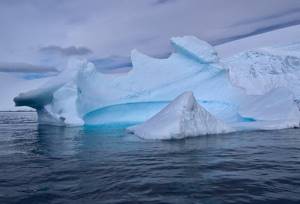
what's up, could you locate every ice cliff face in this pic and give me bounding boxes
[81,36,247,127]
[127,92,233,140]
[13,36,300,136]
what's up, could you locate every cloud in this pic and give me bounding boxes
[0,62,58,73]
[230,8,300,27]
[0,0,300,66]
[39,45,92,56]
[152,0,176,6]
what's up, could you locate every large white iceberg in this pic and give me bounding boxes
[13,34,300,135]
[127,92,233,140]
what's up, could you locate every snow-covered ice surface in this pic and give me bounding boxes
[216,25,300,58]
[239,88,300,122]
[13,26,300,138]
[223,43,300,98]
[234,88,300,131]
[127,92,233,140]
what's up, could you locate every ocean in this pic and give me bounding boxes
[0,112,300,204]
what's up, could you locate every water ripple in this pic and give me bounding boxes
[0,112,300,203]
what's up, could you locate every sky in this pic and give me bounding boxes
[1,0,300,72]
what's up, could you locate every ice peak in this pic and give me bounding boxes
[161,91,196,114]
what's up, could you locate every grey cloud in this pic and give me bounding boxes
[92,51,172,73]
[0,62,58,73]
[152,0,176,6]
[39,46,92,56]
[230,8,300,27]
[1,0,300,64]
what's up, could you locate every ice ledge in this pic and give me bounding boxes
[171,36,219,63]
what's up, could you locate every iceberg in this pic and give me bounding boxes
[127,92,233,140]
[13,34,300,136]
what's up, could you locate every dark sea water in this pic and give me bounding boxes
[0,112,300,204]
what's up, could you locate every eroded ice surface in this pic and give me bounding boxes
[127,92,233,140]
[223,43,300,97]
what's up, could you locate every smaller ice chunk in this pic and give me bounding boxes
[171,36,219,63]
[127,91,233,140]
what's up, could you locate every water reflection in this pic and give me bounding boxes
[35,125,84,157]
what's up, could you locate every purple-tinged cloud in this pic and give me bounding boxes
[0,62,58,73]
[39,45,92,56]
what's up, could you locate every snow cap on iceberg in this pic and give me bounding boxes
[223,43,300,96]
[127,91,233,140]
[171,36,219,63]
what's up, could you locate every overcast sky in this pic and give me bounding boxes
[1,0,300,71]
